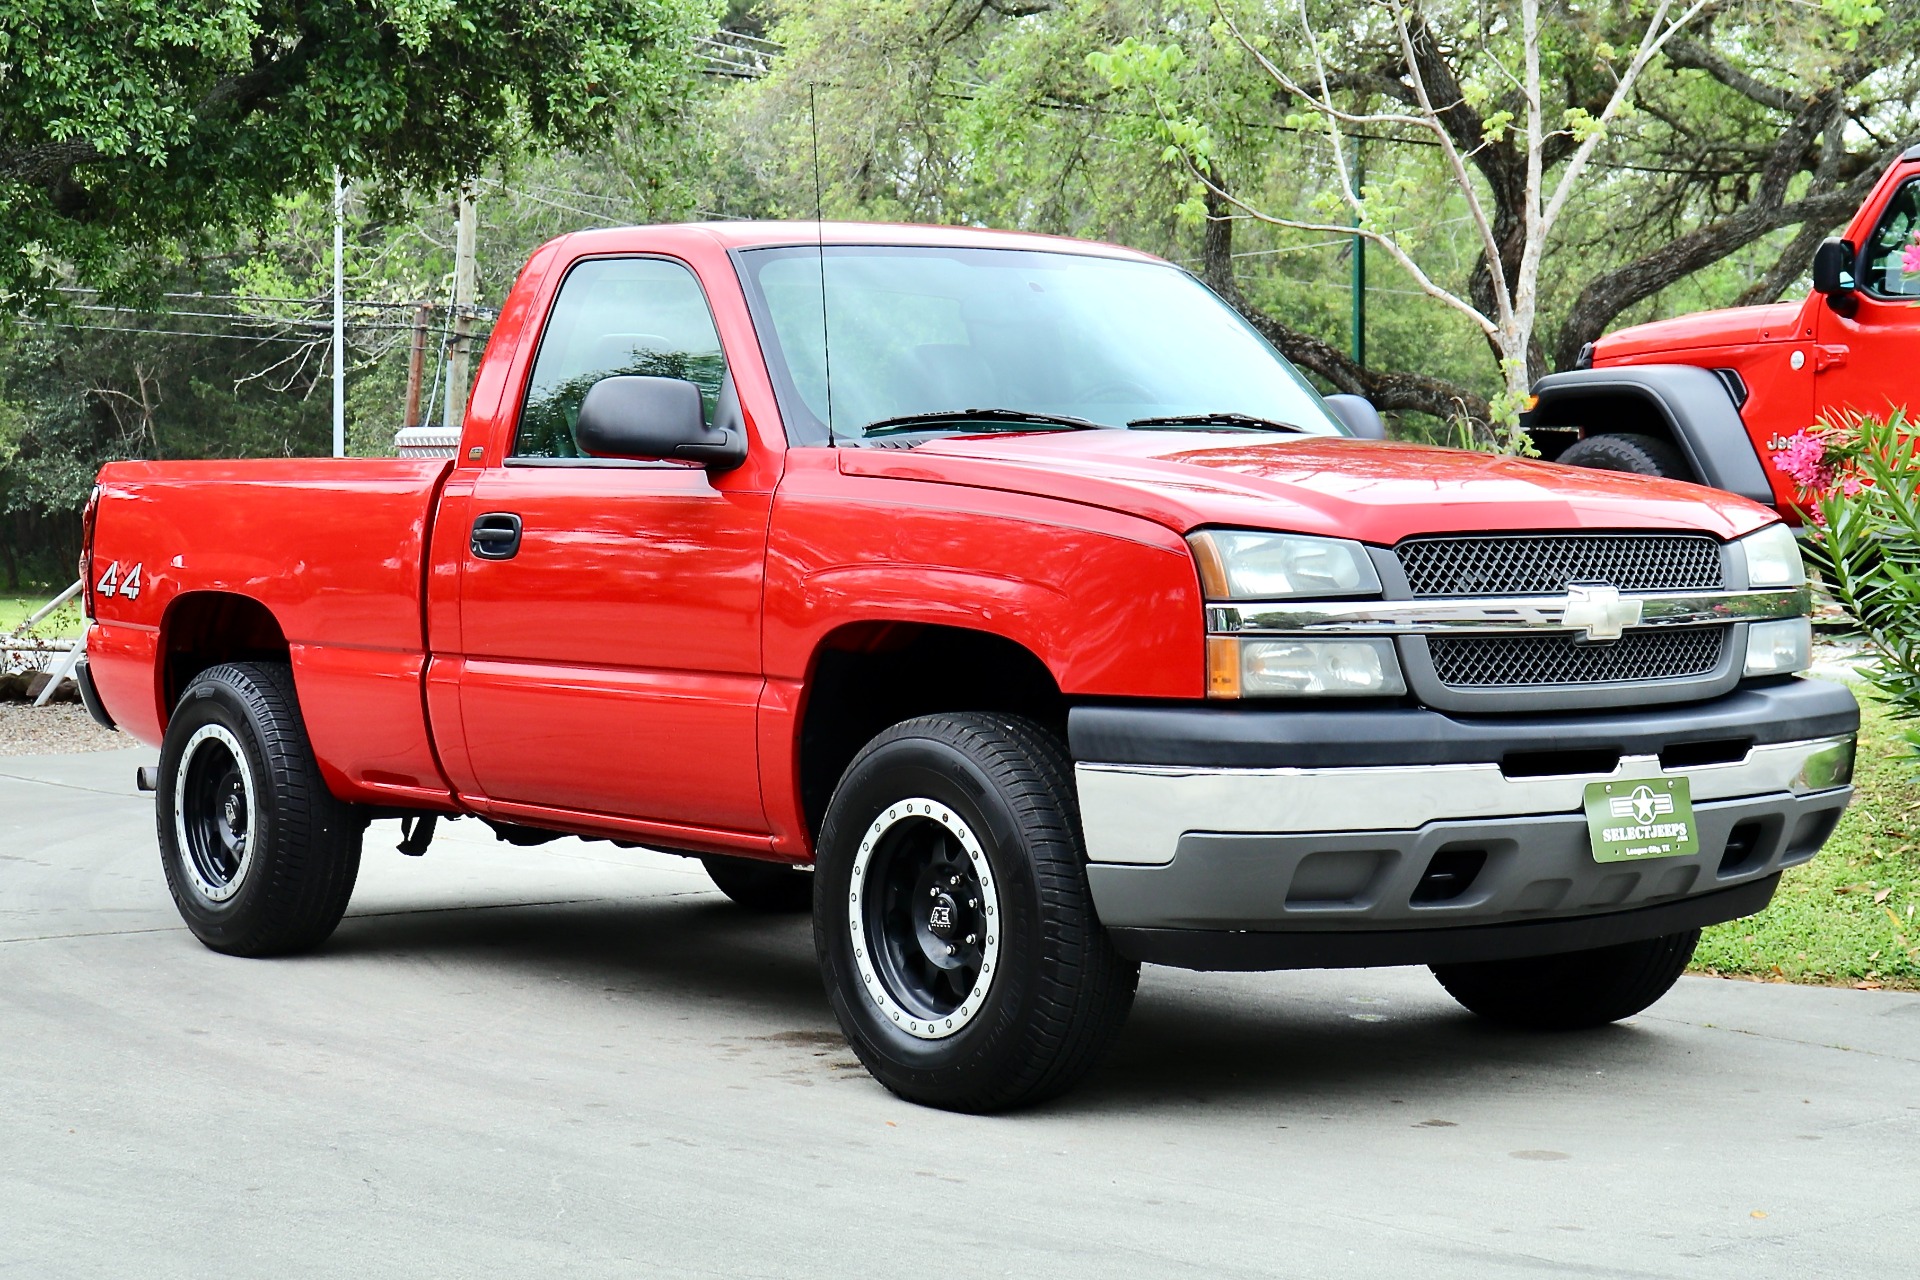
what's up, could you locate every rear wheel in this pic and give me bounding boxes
[1431,930,1700,1030]
[157,662,362,957]
[1557,432,1690,480]
[814,713,1138,1112]
[701,854,813,913]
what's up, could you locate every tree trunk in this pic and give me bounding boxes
[1201,189,1491,425]
[1550,181,1877,371]
[0,513,19,591]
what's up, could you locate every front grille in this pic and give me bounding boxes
[1396,534,1723,596]
[1428,627,1726,688]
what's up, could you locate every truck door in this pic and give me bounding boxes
[455,255,769,835]
[1814,174,1920,422]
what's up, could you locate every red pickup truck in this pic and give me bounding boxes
[1530,145,1920,514]
[79,223,1858,1111]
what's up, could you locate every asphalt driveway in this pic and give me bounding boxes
[3,747,1916,1278]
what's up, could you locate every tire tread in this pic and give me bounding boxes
[818,712,1137,1111]
[1431,929,1699,1030]
[159,662,360,957]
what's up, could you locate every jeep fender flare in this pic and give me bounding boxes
[1527,365,1773,505]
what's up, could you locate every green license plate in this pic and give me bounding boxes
[1584,778,1700,863]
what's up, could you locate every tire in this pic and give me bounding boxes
[1431,929,1700,1030]
[701,854,813,913]
[156,662,363,957]
[1557,432,1691,480]
[813,713,1138,1112]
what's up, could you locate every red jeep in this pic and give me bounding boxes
[1531,146,1920,514]
[79,223,1856,1110]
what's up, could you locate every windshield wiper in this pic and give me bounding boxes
[1126,412,1310,433]
[860,408,1108,437]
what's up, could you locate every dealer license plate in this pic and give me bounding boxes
[1583,778,1700,863]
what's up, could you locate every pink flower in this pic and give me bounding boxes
[1905,238,1920,277]
[1841,475,1867,497]
[1771,430,1836,491]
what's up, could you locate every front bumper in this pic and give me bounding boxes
[1069,678,1858,970]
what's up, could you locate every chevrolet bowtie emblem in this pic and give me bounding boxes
[1561,583,1641,644]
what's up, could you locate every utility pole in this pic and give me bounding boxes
[1350,141,1366,369]
[332,169,346,457]
[445,187,477,430]
[402,304,431,429]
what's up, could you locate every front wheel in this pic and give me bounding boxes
[814,713,1138,1112]
[157,662,363,957]
[1431,930,1700,1030]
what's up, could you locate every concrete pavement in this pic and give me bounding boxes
[3,746,1916,1278]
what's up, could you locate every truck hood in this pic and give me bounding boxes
[1595,301,1802,363]
[839,431,1776,544]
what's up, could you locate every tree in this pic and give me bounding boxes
[732,0,1920,437]
[0,0,718,304]
[1102,0,1917,440]
[1163,0,1719,441]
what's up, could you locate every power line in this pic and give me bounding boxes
[53,286,437,310]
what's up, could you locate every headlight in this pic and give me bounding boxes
[1744,617,1812,676]
[1189,531,1380,599]
[1739,523,1805,588]
[1208,637,1407,698]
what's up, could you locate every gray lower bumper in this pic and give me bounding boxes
[1070,680,1859,970]
[1088,786,1847,935]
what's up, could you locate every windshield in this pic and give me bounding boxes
[734,245,1347,445]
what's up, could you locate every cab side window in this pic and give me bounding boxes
[1861,179,1920,299]
[514,257,727,459]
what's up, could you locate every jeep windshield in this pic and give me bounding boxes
[734,244,1348,446]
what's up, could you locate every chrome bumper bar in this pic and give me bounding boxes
[1076,733,1855,867]
[1207,586,1809,636]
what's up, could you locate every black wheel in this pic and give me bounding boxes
[814,713,1138,1113]
[1557,432,1691,480]
[701,854,813,912]
[157,662,362,957]
[1431,930,1700,1030]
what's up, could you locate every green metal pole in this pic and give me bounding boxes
[1350,141,1366,368]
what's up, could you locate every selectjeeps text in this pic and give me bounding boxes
[78,223,1859,1111]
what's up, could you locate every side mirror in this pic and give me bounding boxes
[574,375,745,470]
[1323,393,1388,440]
[1812,238,1856,296]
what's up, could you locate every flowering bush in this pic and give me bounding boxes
[1772,426,1865,501]
[1775,412,1920,756]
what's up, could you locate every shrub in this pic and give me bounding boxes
[1775,411,1920,756]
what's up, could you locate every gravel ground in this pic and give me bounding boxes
[0,700,126,756]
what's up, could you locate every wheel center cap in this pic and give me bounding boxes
[926,893,960,940]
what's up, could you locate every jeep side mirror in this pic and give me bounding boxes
[574,375,746,471]
[1812,238,1856,297]
[1323,394,1388,440]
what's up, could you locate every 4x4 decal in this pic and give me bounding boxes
[96,561,143,601]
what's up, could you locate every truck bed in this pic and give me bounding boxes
[88,458,454,806]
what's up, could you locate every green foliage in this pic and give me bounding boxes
[1803,412,1920,759]
[0,16,734,578]
[0,0,719,304]
[1695,696,1920,989]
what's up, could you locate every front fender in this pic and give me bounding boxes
[1528,365,1773,505]
[764,463,1205,698]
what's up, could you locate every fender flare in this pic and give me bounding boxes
[1527,364,1772,505]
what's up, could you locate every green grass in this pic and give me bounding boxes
[0,592,84,639]
[1695,694,1920,990]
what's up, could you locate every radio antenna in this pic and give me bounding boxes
[810,83,835,448]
